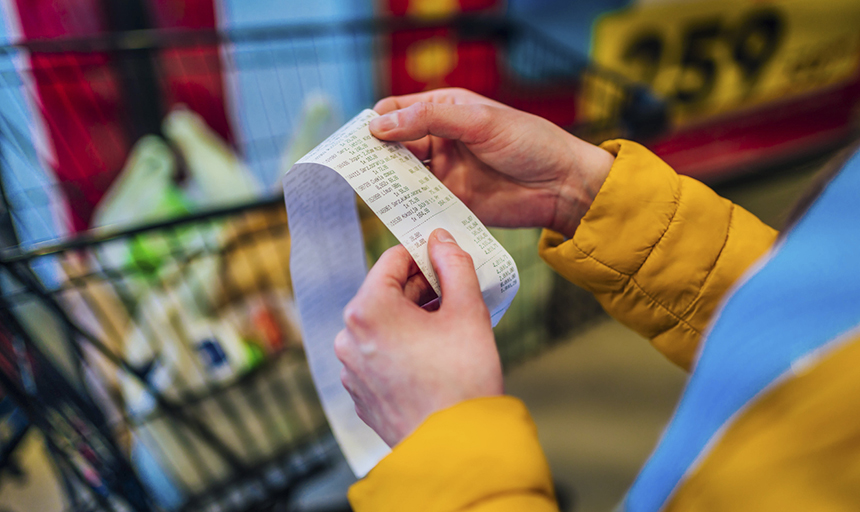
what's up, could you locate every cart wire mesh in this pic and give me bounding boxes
[0,16,664,511]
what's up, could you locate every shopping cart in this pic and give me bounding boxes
[1,202,339,512]
[0,16,665,512]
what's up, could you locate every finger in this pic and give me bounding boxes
[427,229,487,315]
[333,329,359,367]
[352,245,420,310]
[373,91,454,113]
[340,366,353,394]
[337,366,372,426]
[340,367,367,418]
[373,88,506,114]
[343,245,420,333]
[373,95,406,115]
[370,243,417,286]
[370,102,499,145]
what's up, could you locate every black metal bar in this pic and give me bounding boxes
[3,16,514,54]
[0,195,286,263]
[102,0,164,141]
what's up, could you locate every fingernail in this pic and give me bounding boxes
[434,228,456,244]
[371,112,398,132]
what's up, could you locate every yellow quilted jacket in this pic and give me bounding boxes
[347,140,860,511]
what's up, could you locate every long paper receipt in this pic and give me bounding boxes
[283,109,519,477]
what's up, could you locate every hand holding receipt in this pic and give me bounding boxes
[284,88,615,478]
[284,109,519,476]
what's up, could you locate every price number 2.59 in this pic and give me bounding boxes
[623,9,782,104]
[592,0,860,122]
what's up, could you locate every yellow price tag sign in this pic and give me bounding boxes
[589,0,860,125]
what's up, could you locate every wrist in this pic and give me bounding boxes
[550,138,614,239]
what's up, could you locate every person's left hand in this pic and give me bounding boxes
[334,228,503,447]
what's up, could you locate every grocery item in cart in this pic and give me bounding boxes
[163,107,261,207]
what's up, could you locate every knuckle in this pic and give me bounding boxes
[342,302,371,331]
[333,331,351,363]
[412,101,434,121]
[470,103,494,127]
[339,367,351,390]
[448,248,474,269]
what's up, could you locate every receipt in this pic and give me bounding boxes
[283,109,519,476]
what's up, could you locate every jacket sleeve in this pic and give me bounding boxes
[347,396,558,512]
[540,140,778,370]
[347,140,779,512]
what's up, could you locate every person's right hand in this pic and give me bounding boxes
[371,88,614,238]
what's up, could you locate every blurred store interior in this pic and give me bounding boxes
[0,0,857,511]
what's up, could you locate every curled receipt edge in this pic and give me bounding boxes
[283,109,519,477]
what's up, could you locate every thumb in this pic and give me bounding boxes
[369,102,494,145]
[428,228,487,316]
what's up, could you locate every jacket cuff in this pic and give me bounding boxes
[347,396,555,512]
[539,139,681,292]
